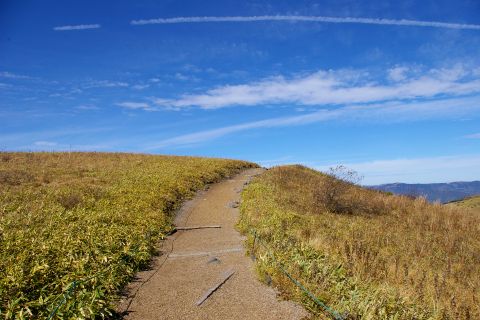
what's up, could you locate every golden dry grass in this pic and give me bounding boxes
[238,165,480,319]
[0,152,256,319]
[447,195,480,214]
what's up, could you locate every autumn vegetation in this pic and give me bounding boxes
[2,152,478,319]
[0,152,256,319]
[447,195,480,214]
[238,165,480,319]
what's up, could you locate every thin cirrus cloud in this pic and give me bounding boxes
[53,24,101,31]
[116,102,153,111]
[130,15,480,30]
[83,80,129,89]
[465,133,480,139]
[150,66,480,110]
[147,96,480,149]
[0,71,32,79]
[34,141,58,147]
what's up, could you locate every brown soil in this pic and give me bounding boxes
[116,168,308,319]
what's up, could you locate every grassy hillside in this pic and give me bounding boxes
[238,165,479,319]
[447,195,480,213]
[0,152,256,319]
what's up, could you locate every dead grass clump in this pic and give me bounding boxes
[270,165,396,216]
[0,169,35,186]
[0,153,11,162]
[56,191,83,210]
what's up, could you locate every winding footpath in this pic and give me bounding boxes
[117,168,308,319]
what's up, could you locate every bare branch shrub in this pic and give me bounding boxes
[314,165,362,214]
[313,166,393,215]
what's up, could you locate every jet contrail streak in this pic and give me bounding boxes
[130,15,480,30]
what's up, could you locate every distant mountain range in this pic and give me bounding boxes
[369,181,480,203]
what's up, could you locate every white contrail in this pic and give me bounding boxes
[130,15,480,30]
[53,24,101,31]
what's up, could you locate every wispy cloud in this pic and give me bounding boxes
[0,71,32,79]
[53,24,101,31]
[75,104,99,111]
[132,84,150,90]
[116,102,153,111]
[84,80,129,89]
[465,133,480,139]
[131,15,480,30]
[175,73,190,81]
[34,141,57,147]
[313,154,480,184]
[147,96,480,149]
[147,109,338,149]
[152,66,480,109]
[387,67,409,82]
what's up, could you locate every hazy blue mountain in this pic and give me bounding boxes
[369,181,480,203]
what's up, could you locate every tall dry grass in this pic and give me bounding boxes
[239,165,480,319]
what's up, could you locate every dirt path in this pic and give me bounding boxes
[117,168,308,319]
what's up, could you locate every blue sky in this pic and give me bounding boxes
[1,0,480,184]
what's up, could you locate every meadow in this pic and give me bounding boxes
[238,165,480,319]
[0,152,256,319]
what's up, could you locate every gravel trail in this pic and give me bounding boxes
[117,168,308,319]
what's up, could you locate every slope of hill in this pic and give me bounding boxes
[447,195,480,213]
[0,152,256,319]
[239,165,480,319]
[370,181,480,203]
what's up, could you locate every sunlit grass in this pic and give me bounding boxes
[447,195,480,214]
[238,165,480,319]
[0,152,256,319]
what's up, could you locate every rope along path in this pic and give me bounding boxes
[250,229,346,320]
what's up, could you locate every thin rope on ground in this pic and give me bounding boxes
[250,229,345,320]
[119,236,175,315]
